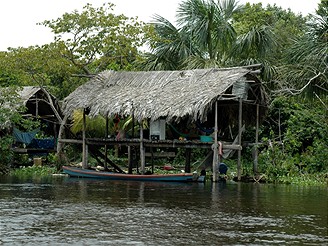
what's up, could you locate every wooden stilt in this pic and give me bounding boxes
[237,98,243,181]
[253,104,259,175]
[53,122,57,151]
[128,111,135,174]
[140,123,145,174]
[56,114,69,166]
[104,116,109,170]
[35,94,38,118]
[150,147,154,174]
[212,101,219,182]
[82,108,88,169]
[128,146,132,173]
[185,148,191,173]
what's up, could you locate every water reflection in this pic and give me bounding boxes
[0,176,327,245]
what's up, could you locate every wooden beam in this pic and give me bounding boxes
[212,101,219,182]
[88,145,125,173]
[12,148,56,154]
[35,94,38,118]
[140,124,145,174]
[253,104,259,175]
[104,116,109,170]
[82,108,88,169]
[39,87,63,124]
[128,110,135,174]
[56,113,69,165]
[249,69,261,75]
[223,144,242,150]
[237,97,243,181]
[58,139,83,144]
[59,137,243,152]
[185,148,191,173]
[145,152,176,158]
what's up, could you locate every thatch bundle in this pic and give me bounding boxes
[63,67,263,123]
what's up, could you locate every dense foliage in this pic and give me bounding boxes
[0,87,39,174]
[0,1,327,184]
[257,97,328,183]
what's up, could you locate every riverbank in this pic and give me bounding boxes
[8,165,327,187]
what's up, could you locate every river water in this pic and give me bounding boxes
[0,176,327,245]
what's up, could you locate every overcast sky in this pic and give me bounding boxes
[0,0,320,51]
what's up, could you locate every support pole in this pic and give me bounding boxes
[128,111,135,174]
[82,108,88,169]
[104,116,109,170]
[237,98,243,181]
[150,147,154,174]
[53,122,57,151]
[127,145,132,173]
[35,94,38,118]
[140,122,145,174]
[253,104,259,175]
[185,148,191,173]
[56,113,69,166]
[212,101,219,182]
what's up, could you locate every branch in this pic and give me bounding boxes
[71,73,96,78]
[314,92,328,111]
[273,69,325,96]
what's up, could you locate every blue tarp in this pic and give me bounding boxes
[13,128,40,145]
[29,138,55,149]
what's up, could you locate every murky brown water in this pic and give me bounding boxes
[0,176,327,245]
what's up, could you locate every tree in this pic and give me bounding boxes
[142,0,242,70]
[0,44,81,99]
[41,3,148,75]
[0,3,150,99]
[139,14,194,70]
[276,0,328,98]
[0,88,28,172]
[232,2,306,57]
[141,0,280,72]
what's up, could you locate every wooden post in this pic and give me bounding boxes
[35,94,38,118]
[82,108,88,169]
[185,148,191,173]
[253,104,259,175]
[237,98,243,181]
[128,146,132,172]
[212,101,219,182]
[128,111,135,174]
[40,87,63,124]
[56,113,69,165]
[53,122,57,151]
[104,116,109,170]
[150,147,154,174]
[140,123,145,174]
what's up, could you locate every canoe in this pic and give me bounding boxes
[62,166,196,182]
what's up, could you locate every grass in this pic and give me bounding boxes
[10,165,57,178]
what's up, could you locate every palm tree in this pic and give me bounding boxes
[142,0,278,72]
[176,0,239,61]
[276,1,328,98]
[139,14,194,70]
[141,0,242,70]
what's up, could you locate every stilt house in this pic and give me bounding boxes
[59,66,268,181]
[8,86,62,155]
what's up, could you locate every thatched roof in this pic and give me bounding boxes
[63,67,266,123]
[17,86,44,105]
[0,86,62,129]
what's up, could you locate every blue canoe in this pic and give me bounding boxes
[62,166,195,182]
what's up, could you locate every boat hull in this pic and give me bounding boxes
[62,166,195,182]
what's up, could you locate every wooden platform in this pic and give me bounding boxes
[12,148,56,154]
[58,138,242,150]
